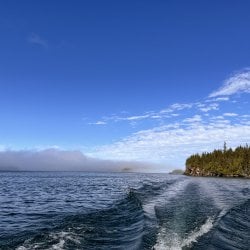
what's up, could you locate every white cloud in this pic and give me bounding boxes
[91,118,250,167]
[223,113,238,117]
[214,97,230,102]
[198,103,219,112]
[118,114,151,121]
[88,69,250,127]
[83,68,250,171]
[88,102,194,125]
[28,33,48,48]
[160,103,193,113]
[210,115,226,120]
[151,115,163,119]
[209,69,250,97]
[183,115,202,123]
[88,121,107,125]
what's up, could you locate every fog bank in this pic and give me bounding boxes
[0,149,161,172]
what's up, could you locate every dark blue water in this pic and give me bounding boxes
[0,172,249,249]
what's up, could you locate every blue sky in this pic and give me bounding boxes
[1,1,250,170]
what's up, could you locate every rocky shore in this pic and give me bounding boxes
[184,166,250,177]
[184,144,250,178]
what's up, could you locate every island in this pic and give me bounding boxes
[169,169,184,175]
[184,143,250,177]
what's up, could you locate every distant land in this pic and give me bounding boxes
[184,144,250,177]
[169,169,184,175]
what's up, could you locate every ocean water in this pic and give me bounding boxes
[0,172,249,250]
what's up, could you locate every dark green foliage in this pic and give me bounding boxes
[185,144,250,177]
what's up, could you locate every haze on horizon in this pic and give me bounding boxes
[0,1,250,172]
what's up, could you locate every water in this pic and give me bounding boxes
[0,172,249,250]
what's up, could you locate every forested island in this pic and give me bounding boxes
[184,143,250,177]
[169,169,184,175]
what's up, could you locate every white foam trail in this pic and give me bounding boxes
[195,178,249,211]
[143,178,189,216]
[49,231,81,250]
[16,231,80,250]
[51,239,65,250]
[181,217,214,247]
[154,217,214,250]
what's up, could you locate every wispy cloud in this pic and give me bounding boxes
[183,115,202,123]
[86,68,250,169]
[223,113,238,117]
[88,121,107,125]
[198,103,219,112]
[209,69,250,97]
[212,97,230,102]
[88,102,195,125]
[89,69,250,127]
[28,33,48,48]
[117,114,151,121]
[88,101,221,126]
[90,115,250,167]
[159,103,194,114]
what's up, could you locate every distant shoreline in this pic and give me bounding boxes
[184,173,250,178]
[184,144,250,178]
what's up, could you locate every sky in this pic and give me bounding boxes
[0,1,250,171]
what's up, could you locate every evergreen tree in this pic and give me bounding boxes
[185,144,250,177]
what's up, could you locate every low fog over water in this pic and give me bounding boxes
[0,149,162,172]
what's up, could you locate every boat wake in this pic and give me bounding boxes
[154,217,214,250]
[5,176,249,250]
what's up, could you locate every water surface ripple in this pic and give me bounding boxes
[0,172,249,249]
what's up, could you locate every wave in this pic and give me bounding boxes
[154,217,214,250]
[128,179,179,201]
[14,185,146,250]
[5,177,250,250]
[192,199,250,250]
[151,181,220,250]
[13,179,181,250]
[152,181,250,250]
[16,231,80,250]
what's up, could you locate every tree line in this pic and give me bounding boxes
[185,143,250,177]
